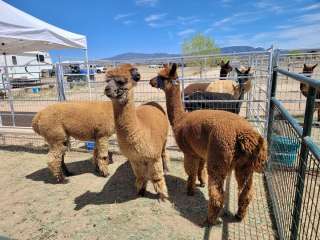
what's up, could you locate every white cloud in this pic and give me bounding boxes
[253,0,284,13]
[145,13,167,22]
[177,29,195,37]
[114,13,135,21]
[213,17,233,27]
[298,13,320,23]
[218,23,320,49]
[177,16,201,25]
[123,20,134,25]
[301,3,320,11]
[136,0,158,7]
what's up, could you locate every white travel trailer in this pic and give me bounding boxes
[0,51,52,89]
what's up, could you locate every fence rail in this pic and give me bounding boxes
[266,52,320,240]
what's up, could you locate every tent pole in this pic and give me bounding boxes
[84,49,92,100]
[3,53,16,127]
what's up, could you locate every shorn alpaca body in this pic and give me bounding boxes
[183,60,233,96]
[184,67,251,113]
[299,64,319,121]
[149,64,267,224]
[105,64,169,200]
[32,101,115,182]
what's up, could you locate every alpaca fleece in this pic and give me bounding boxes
[106,64,169,200]
[149,64,267,225]
[32,101,114,182]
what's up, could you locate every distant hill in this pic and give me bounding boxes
[105,46,265,60]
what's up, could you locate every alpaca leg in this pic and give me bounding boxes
[47,142,66,183]
[161,140,170,174]
[207,174,225,225]
[94,137,110,177]
[198,158,207,188]
[184,154,199,196]
[149,159,168,201]
[235,168,254,221]
[61,139,73,176]
[130,161,148,196]
[318,108,320,122]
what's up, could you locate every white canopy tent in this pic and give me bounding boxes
[0,0,87,54]
[0,0,89,126]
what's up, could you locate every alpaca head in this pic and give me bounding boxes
[220,60,233,78]
[235,67,251,90]
[149,63,179,91]
[302,64,318,76]
[104,64,141,104]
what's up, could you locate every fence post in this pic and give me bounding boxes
[55,63,66,101]
[3,53,16,127]
[290,84,316,240]
[180,57,185,107]
[266,47,278,143]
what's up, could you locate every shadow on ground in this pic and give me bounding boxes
[26,159,98,184]
[73,161,209,226]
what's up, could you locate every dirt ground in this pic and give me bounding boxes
[0,149,276,240]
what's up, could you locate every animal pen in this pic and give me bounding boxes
[0,49,320,239]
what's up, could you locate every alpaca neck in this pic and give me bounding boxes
[164,85,186,127]
[219,69,228,80]
[112,90,139,137]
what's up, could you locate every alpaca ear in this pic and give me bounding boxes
[169,63,177,77]
[235,68,241,74]
[246,67,251,74]
[226,60,230,65]
[163,63,169,69]
[304,64,307,68]
[312,64,318,70]
[220,60,225,66]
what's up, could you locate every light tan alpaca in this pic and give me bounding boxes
[104,64,169,200]
[150,63,267,224]
[206,67,252,98]
[32,101,114,182]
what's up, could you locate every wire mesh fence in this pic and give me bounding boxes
[266,55,320,240]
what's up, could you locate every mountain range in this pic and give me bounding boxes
[105,46,265,60]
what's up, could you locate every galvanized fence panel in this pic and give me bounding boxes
[266,55,320,240]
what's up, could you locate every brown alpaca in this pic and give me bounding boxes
[299,64,319,121]
[149,63,267,224]
[184,60,233,96]
[32,101,114,182]
[105,64,169,200]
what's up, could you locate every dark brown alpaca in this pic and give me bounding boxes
[299,64,319,121]
[184,60,233,96]
[149,63,267,225]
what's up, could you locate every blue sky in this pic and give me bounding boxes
[5,0,320,60]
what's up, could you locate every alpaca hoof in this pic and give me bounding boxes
[138,188,146,197]
[235,213,244,222]
[99,170,109,178]
[158,193,169,202]
[56,175,65,183]
[187,188,195,196]
[108,152,114,164]
[203,217,223,226]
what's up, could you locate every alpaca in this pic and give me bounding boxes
[299,64,319,121]
[184,91,242,114]
[104,64,169,200]
[149,63,267,224]
[205,67,252,98]
[184,68,251,113]
[183,60,233,96]
[32,101,114,182]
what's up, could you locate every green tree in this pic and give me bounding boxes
[182,33,220,56]
[181,33,220,76]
